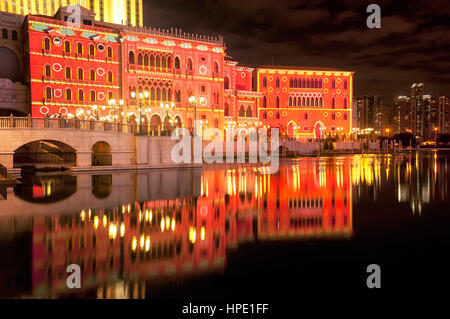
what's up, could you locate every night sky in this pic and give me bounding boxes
[142,0,450,104]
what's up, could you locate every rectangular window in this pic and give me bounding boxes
[201,86,206,92]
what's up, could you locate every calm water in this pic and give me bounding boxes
[1,151,450,299]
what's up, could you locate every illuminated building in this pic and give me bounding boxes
[223,60,261,134]
[410,83,428,139]
[256,66,354,140]
[356,95,382,133]
[119,25,226,134]
[25,8,121,119]
[394,96,411,134]
[437,96,450,134]
[0,0,143,27]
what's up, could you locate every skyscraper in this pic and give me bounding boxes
[356,95,382,132]
[0,0,143,27]
[438,96,450,134]
[410,83,428,139]
[394,96,411,134]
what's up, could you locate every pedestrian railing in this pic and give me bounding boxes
[0,115,136,134]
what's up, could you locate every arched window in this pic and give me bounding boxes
[304,112,308,120]
[167,57,172,69]
[238,105,245,117]
[224,77,230,90]
[175,56,181,69]
[162,56,167,68]
[306,79,310,88]
[276,112,280,119]
[90,90,96,102]
[12,30,17,41]
[168,88,172,101]
[246,106,252,117]
[293,78,297,88]
[344,79,348,90]
[224,103,230,116]
[289,78,293,88]
[263,96,267,108]
[90,69,96,81]
[214,61,219,73]
[289,97,292,106]
[78,68,84,80]
[331,113,336,120]
[187,58,193,71]
[276,96,280,108]
[343,98,347,109]
[107,47,113,59]
[147,56,154,68]
[156,56,161,68]
[302,79,305,88]
[150,87,156,100]
[315,79,319,88]
[332,79,336,89]
[128,51,135,64]
[320,97,323,106]
[332,97,335,109]
[319,79,323,88]
[43,38,51,51]
[276,77,280,88]
[344,113,348,120]
[156,88,161,100]
[64,41,71,53]
[138,53,143,65]
[78,89,84,101]
[44,65,51,77]
[77,42,83,55]
[262,77,267,87]
[144,54,149,67]
[107,71,113,82]
[2,28,8,39]
[306,97,310,106]
[108,91,114,101]
[302,97,306,106]
[66,88,72,101]
[263,112,267,119]
[45,87,52,99]
[65,67,71,79]
[162,88,167,101]
[89,44,95,56]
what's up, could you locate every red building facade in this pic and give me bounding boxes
[23,5,354,141]
[26,8,121,119]
[120,26,226,135]
[257,66,354,140]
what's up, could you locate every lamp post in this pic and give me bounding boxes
[189,96,197,137]
[131,90,149,134]
[434,127,438,145]
[385,128,391,139]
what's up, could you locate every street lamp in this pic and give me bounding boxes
[189,96,197,137]
[434,127,438,145]
[132,90,149,134]
[385,128,391,138]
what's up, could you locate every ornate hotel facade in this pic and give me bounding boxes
[1,4,354,140]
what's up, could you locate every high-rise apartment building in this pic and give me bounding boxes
[410,83,428,139]
[0,0,143,27]
[394,96,411,134]
[356,95,382,132]
[438,96,450,134]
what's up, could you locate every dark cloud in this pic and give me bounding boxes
[143,0,450,103]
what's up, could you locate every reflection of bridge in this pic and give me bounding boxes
[0,116,197,175]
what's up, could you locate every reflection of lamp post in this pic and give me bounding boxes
[189,96,197,136]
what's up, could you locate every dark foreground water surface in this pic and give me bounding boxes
[1,151,450,299]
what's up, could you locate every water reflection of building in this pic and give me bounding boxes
[2,159,356,298]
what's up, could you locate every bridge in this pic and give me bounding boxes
[0,116,196,175]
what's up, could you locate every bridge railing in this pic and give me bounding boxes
[0,116,137,134]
